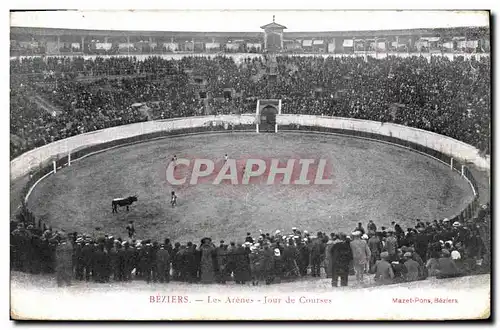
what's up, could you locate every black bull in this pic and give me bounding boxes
[112,196,138,213]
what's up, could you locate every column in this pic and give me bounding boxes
[280,32,283,49]
[57,36,60,54]
[264,31,267,50]
[81,36,85,53]
[127,35,130,55]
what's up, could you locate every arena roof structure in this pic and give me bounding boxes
[10,25,489,39]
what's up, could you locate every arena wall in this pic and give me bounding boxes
[278,115,490,171]
[10,114,489,180]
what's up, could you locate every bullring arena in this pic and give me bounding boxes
[25,128,474,243]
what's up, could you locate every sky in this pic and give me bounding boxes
[10,10,489,32]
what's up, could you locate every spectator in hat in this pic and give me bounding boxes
[283,238,300,278]
[199,238,216,284]
[156,243,171,283]
[403,252,419,282]
[82,239,94,281]
[109,240,121,281]
[215,240,227,283]
[324,233,336,278]
[350,231,371,284]
[353,222,365,235]
[119,241,133,281]
[245,233,254,244]
[368,232,383,270]
[373,252,394,285]
[184,242,197,283]
[233,242,251,284]
[330,233,352,287]
[367,220,377,233]
[55,236,74,287]
[73,238,85,280]
[385,231,398,260]
[426,250,441,277]
[414,227,431,263]
[310,233,325,277]
[436,249,460,279]
[249,243,265,286]
[297,239,310,276]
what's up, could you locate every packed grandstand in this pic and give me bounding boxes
[10,23,491,288]
[10,54,490,159]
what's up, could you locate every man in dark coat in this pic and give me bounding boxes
[55,237,74,287]
[73,238,85,280]
[93,243,109,283]
[283,239,300,278]
[215,240,227,283]
[310,233,325,277]
[150,242,159,282]
[164,238,173,256]
[82,240,94,281]
[11,223,32,272]
[199,238,216,284]
[233,244,251,284]
[368,232,383,270]
[225,242,237,280]
[330,233,353,287]
[174,245,186,281]
[297,240,310,276]
[367,220,377,233]
[118,241,131,281]
[414,228,431,262]
[245,233,254,244]
[353,223,366,235]
[183,242,197,283]
[171,242,181,280]
[262,244,275,284]
[109,241,121,281]
[140,243,154,283]
[156,244,171,283]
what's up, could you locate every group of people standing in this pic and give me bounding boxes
[11,204,490,288]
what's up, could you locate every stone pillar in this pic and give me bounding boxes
[280,32,283,49]
[264,32,267,50]
[57,36,60,53]
[81,36,85,52]
[127,36,130,54]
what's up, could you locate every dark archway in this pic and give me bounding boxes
[260,105,278,132]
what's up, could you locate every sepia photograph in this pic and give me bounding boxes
[8,8,491,321]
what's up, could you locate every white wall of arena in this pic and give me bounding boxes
[10,114,490,181]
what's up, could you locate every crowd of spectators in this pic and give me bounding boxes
[11,203,490,287]
[10,54,490,159]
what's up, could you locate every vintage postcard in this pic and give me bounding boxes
[9,9,491,320]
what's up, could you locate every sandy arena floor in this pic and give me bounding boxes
[27,132,474,243]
